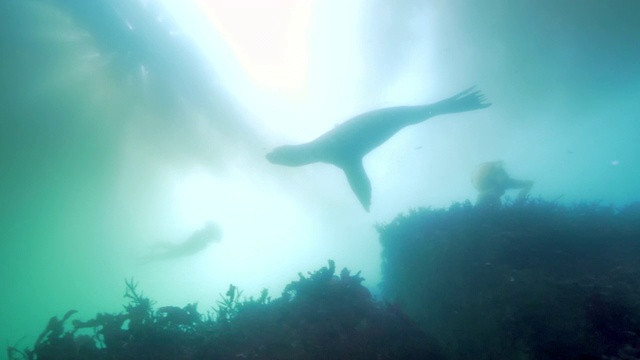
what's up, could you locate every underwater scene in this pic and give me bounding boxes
[1,0,639,359]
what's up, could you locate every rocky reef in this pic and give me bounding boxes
[377,200,640,360]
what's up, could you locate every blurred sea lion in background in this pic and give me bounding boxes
[472,161,533,208]
[143,221,223,263]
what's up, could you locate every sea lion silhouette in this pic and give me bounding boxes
[472,161,534,208]
[267,87,491,211]
[142,221,223,263]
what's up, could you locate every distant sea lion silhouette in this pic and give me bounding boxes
[472,161,534,208]
[142,221,223,263]
[266,87,491,211]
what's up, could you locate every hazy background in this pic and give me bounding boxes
[1,0,639,347]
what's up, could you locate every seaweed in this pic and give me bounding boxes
[214,284,244,323]
[9,262,443,360]
[8,310,80,360]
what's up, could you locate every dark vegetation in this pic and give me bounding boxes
[377,199,640,360]
[7,261,443,360]
[10,199,640,360]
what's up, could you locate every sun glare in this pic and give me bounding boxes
[193,0,311,94]
[155,0,324,140]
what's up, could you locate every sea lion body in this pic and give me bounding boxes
[267,87,491,211]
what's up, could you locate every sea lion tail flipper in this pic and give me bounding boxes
[340,159,372,211]
[430,86,492,115]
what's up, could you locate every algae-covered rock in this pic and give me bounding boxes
[377,200,640,360]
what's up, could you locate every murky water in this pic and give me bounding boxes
[1,0,638,352]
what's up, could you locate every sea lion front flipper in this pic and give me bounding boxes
[340,160,372,211]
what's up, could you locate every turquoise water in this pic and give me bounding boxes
[1,0,639,351]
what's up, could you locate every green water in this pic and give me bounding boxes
[1,0,639,352]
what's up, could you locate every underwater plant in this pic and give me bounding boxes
[8,262,443,360]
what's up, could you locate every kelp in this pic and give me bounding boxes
[9,261,443,360]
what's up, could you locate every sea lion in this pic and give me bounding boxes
[142,221,223,263]
[472,161,534,208]
[266,87,491,211]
